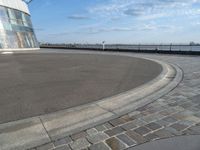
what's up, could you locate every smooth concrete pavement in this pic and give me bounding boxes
[0,53,162,124]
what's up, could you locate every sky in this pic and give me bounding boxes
[29,0,200,44]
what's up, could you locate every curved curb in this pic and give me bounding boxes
[0,52,183,150]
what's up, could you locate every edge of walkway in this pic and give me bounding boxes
[0,52,183,150]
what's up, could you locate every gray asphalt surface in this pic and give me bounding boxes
[0,53,162,124]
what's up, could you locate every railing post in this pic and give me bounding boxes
[102,41,105,51]
[138,44,140,51]
[170,43,172,52]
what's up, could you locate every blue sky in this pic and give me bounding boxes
[29,0,200,44]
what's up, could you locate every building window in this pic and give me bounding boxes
[0,5,38,49]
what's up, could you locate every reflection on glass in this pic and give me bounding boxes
[0,5,38,49]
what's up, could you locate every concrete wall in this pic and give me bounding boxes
[0,0,29,14]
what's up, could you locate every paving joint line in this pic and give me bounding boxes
[39,117,54,143]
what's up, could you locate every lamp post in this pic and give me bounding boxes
[102,41,105,51]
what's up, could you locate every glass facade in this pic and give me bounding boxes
[0,5,38,49]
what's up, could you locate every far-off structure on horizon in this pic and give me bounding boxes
[0,0,39,50]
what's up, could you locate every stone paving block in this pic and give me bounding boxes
[140,110,152,116]
[165,127,182,136]
[87,132,108,144]
[89,142,110,150]
[176,99,189,105]
[178,91,197,98]
[185,116,200,123]
[144,133,159,141]
[155,119,170,127]
[69,138,90,150]
[151,106,165,112]
[103,122,114,129]
[136,106,147,111]
[184,125,200,135]
[162,95,173,100]
[119,115,133,122]
[172,110,195,120]
[117,134,136,146]
[180,102,194,109]
[109,118,126,126]
[160,109,173,116]
[182,129,198,135]
[65,136,73,144]
[105,126,125,137]
[36,143,54,150]
[190,94,200,103]
[168,102,179,107]
[54,138,68,147]
[131,114,144,120]
[160,108,177,116]
[154,129,174,139]
[54,145,71,150]
[128,111,141,118]
[152,102,166,107]
[134,126,151,135]
[109,118,125,127]
[162,116,178,123]
[95,125,107,132]
[171,106,185,112]
[106,137,126,150]
[86,128,98,135]
[143,108,156,114]
[195,104,200,109]
[187,106,200,112]
[71,131,88,141]
[143,107,158,114]
[194,112,200,118]
[145,122,162,131]
[178,120,195,126]
[121,121,137,131]
[131,119,147,126]
[170,123,188,131]
[126,130,147,144]
[141,114,160,123]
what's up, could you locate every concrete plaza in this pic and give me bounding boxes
[0,49,200,150]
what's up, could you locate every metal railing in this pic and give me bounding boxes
[40,44,200,54]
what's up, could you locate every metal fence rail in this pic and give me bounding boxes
[40,44,200,54]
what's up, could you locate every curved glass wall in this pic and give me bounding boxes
[0,5,39,49]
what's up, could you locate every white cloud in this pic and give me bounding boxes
[76,23,177,34]
[192,21,200,26]
[88,0,200,20]
[68,15,90,20]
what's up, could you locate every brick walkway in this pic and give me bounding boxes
[31,53,200,150]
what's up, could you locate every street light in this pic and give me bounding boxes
[102,41,105,51]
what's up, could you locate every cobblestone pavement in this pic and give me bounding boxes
[31,53,200,150]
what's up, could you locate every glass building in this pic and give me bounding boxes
[0,0,39,50]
